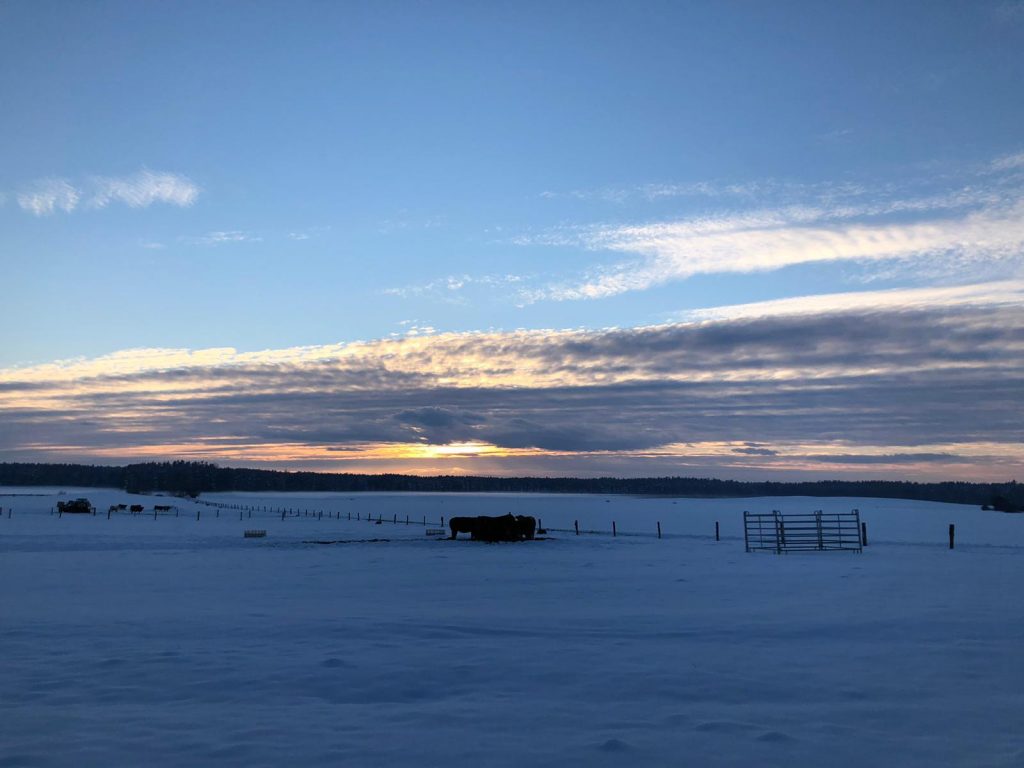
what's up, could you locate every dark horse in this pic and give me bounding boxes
[449,514,535,541]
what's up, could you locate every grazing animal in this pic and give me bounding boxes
[154,505,172,512]
[57,498,93,514]
[130,504,144,513]
[516,515,536,540]
[449,513,535,542]
[116,504,128,510]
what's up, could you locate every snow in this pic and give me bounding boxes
[2,488,1023,767]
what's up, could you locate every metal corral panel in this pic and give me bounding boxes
[744,509,862,553]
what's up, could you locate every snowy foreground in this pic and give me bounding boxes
[2,489,1023,767]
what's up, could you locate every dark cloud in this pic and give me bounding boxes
[802,453,960,464]
[732,443,779,456]
[1,302,1022,478]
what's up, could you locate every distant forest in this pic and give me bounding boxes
[0,461,1020,511]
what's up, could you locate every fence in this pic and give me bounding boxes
[744,509,862,553]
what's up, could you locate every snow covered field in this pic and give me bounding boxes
[2,488,1022,767]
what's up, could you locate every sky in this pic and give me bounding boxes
[1,0,1023,480]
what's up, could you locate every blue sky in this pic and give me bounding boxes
[1,1,1023,478]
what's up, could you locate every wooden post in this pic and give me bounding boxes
[406,515,409,525]
[612,521,617,537]
[949,523,955,550]
[154,507,158,519]
[281,509,286,521]
[197,509,201,521]
[393,514,397,524]
[715,521,720,541]
[657,521,661,539]
[319,510,322,520]
[240,510,243,521]
[574,519,579,535]
[423,516,426,526]
[249,510,252,519]
[441,516,445,527]
[348,512,351,521]
[107,507,111,520]
[861,521,867,547]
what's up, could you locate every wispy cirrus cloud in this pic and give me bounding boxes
[186,230,262,245]
[676,280,1024,322]
[525,195,1024,301]
[89,169,199,209]
[14,169,199,215]
[992,152,1024,171]
[384,273,525,300]
[524,156,1024,302]
[17,178,81,215]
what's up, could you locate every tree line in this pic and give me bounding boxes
[1,460,1020,510]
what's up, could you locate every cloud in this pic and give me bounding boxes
[992,152,1024,171]
[89,170,199,209]
[523,158,1024,302]
[17,178,81,215]
[384,273,524,300]
[677,280,1024,322]
[15,170,198,215]
[1,292,1022,479]
[187,230,262,245]
[530,198,1024,301]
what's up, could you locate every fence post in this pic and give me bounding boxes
[422,516,426,526]
[715,521,720,541]
[815,510,823,551]
[949,524,955,550]
[406,515,409,525]
[612,521,617,537]
[197,509,201,521]
[107,507,111,520]
[441,516,445,527]
[282,509,286,521]
[657,521,661,539]
[861,521,867,547]
[155,507,158,520]
[393,514,397,524]
[574,519,579,535]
